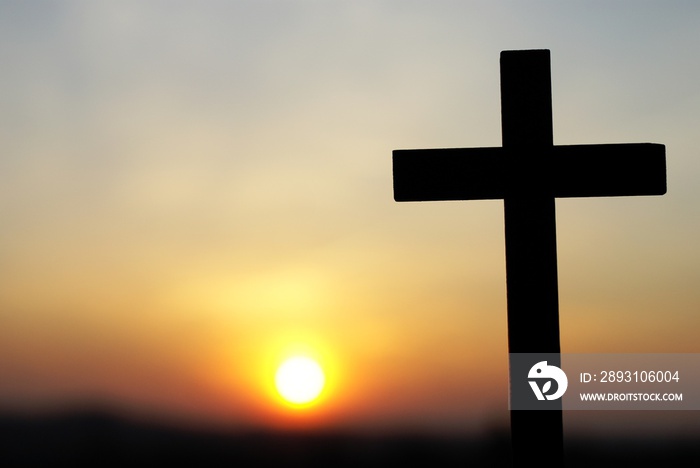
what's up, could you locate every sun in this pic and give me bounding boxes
[275,356,326,406]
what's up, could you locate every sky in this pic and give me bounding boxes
[1,1,699,438]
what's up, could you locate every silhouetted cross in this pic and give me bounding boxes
[392,49,666,467]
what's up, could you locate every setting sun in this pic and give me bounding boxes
[275,356,326,406]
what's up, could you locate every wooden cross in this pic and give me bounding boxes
[392,49,666,467]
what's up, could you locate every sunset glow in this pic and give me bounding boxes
[0,1,699,441]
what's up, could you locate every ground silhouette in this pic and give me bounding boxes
[0,410,697,467]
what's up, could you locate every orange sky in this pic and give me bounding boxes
[1,2,699,438]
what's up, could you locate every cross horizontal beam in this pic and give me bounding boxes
[393,143,666,201]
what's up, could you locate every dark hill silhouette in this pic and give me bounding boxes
[0,410,697,467]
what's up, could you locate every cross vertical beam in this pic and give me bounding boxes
[501,50,563,467]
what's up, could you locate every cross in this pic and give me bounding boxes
[392,49,666,467]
